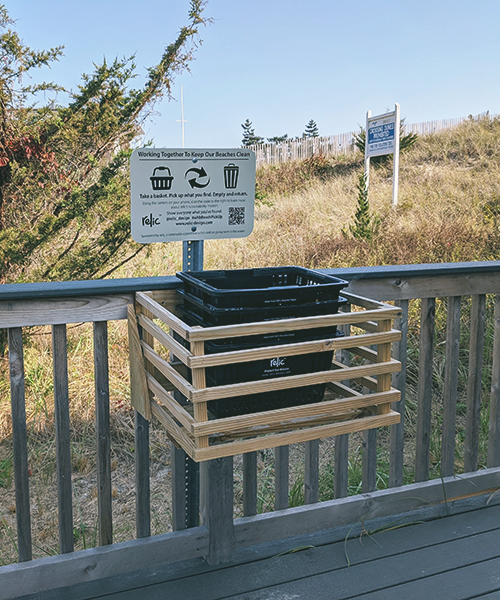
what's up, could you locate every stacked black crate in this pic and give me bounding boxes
[176,267,349,418]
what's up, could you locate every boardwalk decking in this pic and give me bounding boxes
[24,504,500,600]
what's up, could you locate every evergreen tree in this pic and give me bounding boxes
[0,2,210,283]
[241,119,264,147]
[303,119,319,138]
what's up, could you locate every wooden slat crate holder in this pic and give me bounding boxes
[128,289,402,461]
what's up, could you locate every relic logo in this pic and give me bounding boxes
[270,357,286,368]
[142,213,161,227]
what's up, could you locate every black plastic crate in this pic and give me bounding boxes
[177,289,347,327]
[176,266,348,308]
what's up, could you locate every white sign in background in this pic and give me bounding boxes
[366,112,397,158]
[130,148,256,243]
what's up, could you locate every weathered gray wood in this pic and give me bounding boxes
[0,295,133,328]
[233,466,500,550]
[342,270,500,301]
[305,440,319,504]
[8,327,32,563]
[362,428,377,493]
[134,410,150,538]
[52,324,74,554]
[465,294,486,473]
[488,295,500,468]
[334,434,349,498]
[0,526,209,600]
[274,445,289,510]
[415,297,436,482]
[441,296,461,477]
[94,321,113,546]
[389,299,408,487]
[200,457,234,564]
[242,452,257,517]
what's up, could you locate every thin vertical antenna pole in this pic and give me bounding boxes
[176,85,188,149]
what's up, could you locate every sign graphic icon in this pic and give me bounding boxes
[150,166,173,190]
[224,163,239,188]
[185,166,210,189]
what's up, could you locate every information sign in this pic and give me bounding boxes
[130,148,255,243]
[366,113,397,158]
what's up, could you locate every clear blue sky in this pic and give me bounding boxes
[11,0,500,148]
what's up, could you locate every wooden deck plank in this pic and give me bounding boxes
[57,506,500,600]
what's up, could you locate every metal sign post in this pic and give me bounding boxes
[364,103,401,206]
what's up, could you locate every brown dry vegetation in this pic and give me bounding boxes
[2,116,500,563]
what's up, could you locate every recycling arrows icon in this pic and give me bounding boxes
[185,167,210,189]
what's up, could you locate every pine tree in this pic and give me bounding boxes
[0,2,210,283]
[241,119,264,147]
[303,119,319,138]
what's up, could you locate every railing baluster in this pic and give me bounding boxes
[389,299,408,487]
[8,327,32,562]
[201,457,234,565]
[488,295,500,467]
[362,429,377,493]
[335,306,351,498]
[135,410,150,538]
[274,445,289,510]
[415,297,436,482]
[465,294,486,472]
[334,434,349,498]
[242,452,257,516]
[94,321,113,546]
[52,324,74,554]
[441,296,461,477]
[304,440,319,504]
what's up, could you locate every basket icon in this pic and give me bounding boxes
[150,166,174,190]
[224,163,239,189]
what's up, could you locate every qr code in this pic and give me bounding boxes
[228,206,245,225]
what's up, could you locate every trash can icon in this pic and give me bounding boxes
[224,163,239,189]
[150,166,174,191]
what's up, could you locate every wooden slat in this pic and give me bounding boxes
[136,291,191,340]
[151,400,197,459]
[389,299,408,487]
[192,390,400,437]
[187,330,401,369]
[488,295,500,467]
[186,308,402,343]
[137,312,191,366]
[415,298,436,482]
[0,294,133,328]
[141,342,195,399]
[191,360,401,403]
[242,452,258,517]
[194,412,400,461]
[191,340,209,450]
[8,327,32,562]
[200,457,234,564]
[127,305,151,420]
[146,372,195,432]
[94,321,113,546]
[134,410,150,538]
[274,446,289,510]
[441,296,461,477]
[465,294,486,472]
[52,324,74,554]
[305,440,319,504]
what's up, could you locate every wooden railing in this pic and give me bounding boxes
[2,262,500,598]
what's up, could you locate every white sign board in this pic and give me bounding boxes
[366,112,397,158]
[130,148,255,243]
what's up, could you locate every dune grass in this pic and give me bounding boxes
[2,115,500,562]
